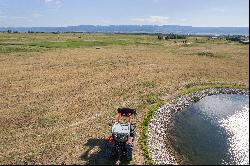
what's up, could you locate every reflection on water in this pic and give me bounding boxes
[220,106,249,165]
[168,94,249,165]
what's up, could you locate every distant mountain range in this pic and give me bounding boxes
[0,25,248,35]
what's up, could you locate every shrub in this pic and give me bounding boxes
[197,51,215,57]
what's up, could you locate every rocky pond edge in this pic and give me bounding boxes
[147,88,249,165]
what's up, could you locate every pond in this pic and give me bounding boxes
[168,94,249,165]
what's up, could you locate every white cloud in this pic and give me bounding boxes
[44,0,62,5]
[54,1,61,5]
[212,7,226,13]
[32,13,43,18]
[132,16,169,25]
[44,0,55,3]
[44,0,62,4]
[43,0,62,10]
[180,18,187,22]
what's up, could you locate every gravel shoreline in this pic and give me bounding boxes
[147,88,249,165]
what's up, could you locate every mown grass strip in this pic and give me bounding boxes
[139,103,158,165]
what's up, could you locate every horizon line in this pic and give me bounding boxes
[0,24,249,28]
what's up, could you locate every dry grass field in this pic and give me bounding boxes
[0,33,249,164]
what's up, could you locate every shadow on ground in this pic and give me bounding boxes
[80,138,130,165]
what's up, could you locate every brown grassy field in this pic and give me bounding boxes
[0,33,249,164]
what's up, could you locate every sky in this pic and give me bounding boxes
[0,0,249,27]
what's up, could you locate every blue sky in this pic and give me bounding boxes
[0,0,249,27]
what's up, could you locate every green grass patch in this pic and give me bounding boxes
[0,33,161,53]
[139,103,159,165]
[196,51,230,58]
[181,82,247,90]
[32,40,159,49]
[146,93,164,105]
[197,51,215,57]
[31,40,111,48]
[143,81,157,88]
[181,84,248,96]
[0,45,44,53]
[139,92,165,164]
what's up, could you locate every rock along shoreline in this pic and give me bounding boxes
[147,88,249,165]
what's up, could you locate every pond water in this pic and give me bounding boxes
[168,94,249,165]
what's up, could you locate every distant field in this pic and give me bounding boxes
[0,33,161,53]
[0,33,249,164]
[0,32,235,53]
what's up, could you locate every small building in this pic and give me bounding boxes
[239,36,249,44]
[239,40,249,44]
[211,36,218,39]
